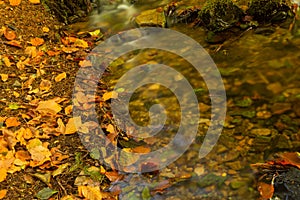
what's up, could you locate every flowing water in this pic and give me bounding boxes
[73,1,300,199]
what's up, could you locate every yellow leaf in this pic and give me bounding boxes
[0,74,8,82]
[3,57,11,67]
[74,39,88,48]
[9,0,21,6]
[78,186,103,200]
[0,189,7,199]
[36,100,62,115]
[42,27,49,33]
[65,117,81,135]
[0,168,7,182]
[29,0,40,4]
[55,118,65,134]
[27,139,51,166]
[103,91,118,101]
[106,124,115,134]
[25,46,37,57]
[39,79,52,91]
[54,72,66,82]
[88,29,101,37]
[64,105,72,115]
[78,60,92,68]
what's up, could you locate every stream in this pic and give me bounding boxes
[72,0,300,199]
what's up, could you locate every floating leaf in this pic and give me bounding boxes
[36,187,58,200]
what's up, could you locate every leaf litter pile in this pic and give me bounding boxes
[1,0,300,200]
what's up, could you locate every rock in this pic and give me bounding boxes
[135,9,166,27]
[230,180,246,189]
[271,102,292,115]
[250,128,272,136]
[225,161,243,170]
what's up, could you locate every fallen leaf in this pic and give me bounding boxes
[257,182,274,199]
[25,46,37,57]
[36,187,57,200]
[64,117,81,135]
[27,138,51,166]
[78,59,92,67]
[0,168,7,182]
[4,30,16,40]
[5,117,21,128]
[42,27,49,33]
[132,146,151,153]
[61,46,79,53]
[78,186,103,200]
[9,0,21,6]
[47,50,60,56]
[39,79,52,92]
[3,57,11,67]
[64,105,72,115]
[54,72,66,82]
[36,100,62,115]
[0,74,8,82]
[278,152,300,169]
[105,171,123,182]
[6,40,22,48]
[74,39,88,48]
[52,163,69,177]
[0,189,7,199]
[103,91,118,101]
[31,38,44,46]
[29,0,40,4]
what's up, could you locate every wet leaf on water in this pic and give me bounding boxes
[36,187,58,200]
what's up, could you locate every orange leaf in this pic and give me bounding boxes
[47,50,60,56]
[30,38,44,46]
[9,0,21,6]
[0,189,7,199]
[6,40,22,48]
[36,100,62,115]
[4,30,16,40]
[39,79,52,91]
[105,171,123,182]
[132,146,151,153]
[64,117,81,135]
[0,168,7,182]
[278,152,300,169]
[3,57,11,67]
[257,182,274,199]
[5,117,21,128]
[0,74,8,82]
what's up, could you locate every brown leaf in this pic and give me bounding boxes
[9,0,21,6]
[105,171,123,182]
[132,146,151,153]
[39,79,52,92]
[257,182,274,199]
[78,60,92,68]
[5,117,21,128]
[78,186,103,200]
[27,138,51,167]
[278,152,300,169]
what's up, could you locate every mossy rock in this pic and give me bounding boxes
[198,0,244,32]
[247,0,294,23]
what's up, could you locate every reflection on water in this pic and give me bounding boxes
[79,1,300,199]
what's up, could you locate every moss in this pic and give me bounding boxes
[198,0,244,32]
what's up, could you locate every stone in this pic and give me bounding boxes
[135,9,166,27]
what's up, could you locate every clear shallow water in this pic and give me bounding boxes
[75,1,300,199]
